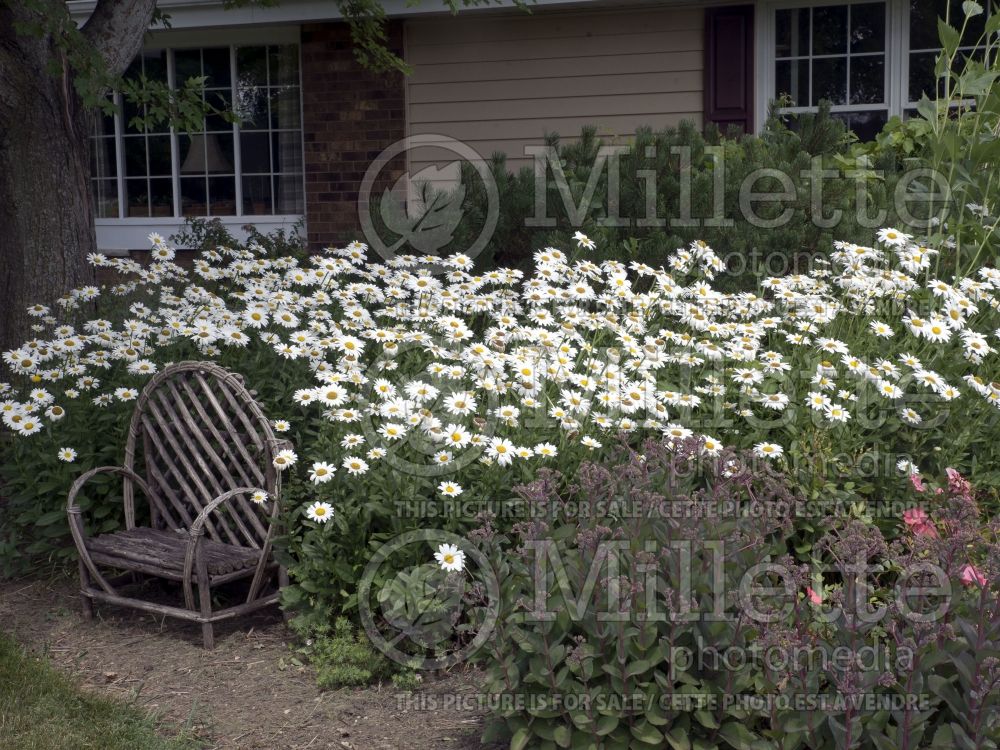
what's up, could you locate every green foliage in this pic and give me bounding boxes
[478,440,1000,750]
[433,106,902,283]
[853,4,1000,277]
[169,217,307,258]
[0,632,201,750]
[290,616,417,689]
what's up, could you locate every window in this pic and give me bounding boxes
[90,42,303,220]
[907,0,992,107]
[774,1,888,138]
[761,0,995,138]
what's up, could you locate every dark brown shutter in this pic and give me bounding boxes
[704,5,755,133]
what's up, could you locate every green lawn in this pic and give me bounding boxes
[0,632,200,750]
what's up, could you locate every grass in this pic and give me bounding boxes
[0,631,201,750]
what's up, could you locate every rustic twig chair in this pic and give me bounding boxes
[67,361,291,648]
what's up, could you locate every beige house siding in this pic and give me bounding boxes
[404,5,705,184]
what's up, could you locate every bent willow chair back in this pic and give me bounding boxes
[67,361,290,648]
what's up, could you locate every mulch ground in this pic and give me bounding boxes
[0,574,492,749]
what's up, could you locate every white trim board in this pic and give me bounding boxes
[95,215,304,253]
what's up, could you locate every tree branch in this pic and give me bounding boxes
[81,0,157,78]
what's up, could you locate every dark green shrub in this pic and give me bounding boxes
[412,106,903,285]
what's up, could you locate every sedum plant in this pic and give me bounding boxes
[478,439,999,750]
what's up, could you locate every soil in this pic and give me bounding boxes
[0,574,494,750]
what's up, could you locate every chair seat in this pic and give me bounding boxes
[87,527,261,578]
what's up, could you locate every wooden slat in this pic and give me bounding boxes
[88,528,259,575]
[163,380,269,547]
[177,377,266,487]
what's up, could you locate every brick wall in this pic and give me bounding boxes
[301,21,407,249]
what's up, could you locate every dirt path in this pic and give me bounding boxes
[0,575,491,749]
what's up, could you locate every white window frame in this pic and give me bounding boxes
[755,0,941,132]
[94,27,306,252]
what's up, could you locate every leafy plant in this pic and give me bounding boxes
[428,105,902,285]
[477,440,1000,750]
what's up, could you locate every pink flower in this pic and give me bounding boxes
[960,564,987,588]
[909,473,926,493]
[902,507,939,538]
[946,468,974,499]
[805,587,822,605]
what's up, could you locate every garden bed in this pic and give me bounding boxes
[0,575,489,750]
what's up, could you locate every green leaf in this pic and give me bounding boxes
[629,721,664,745]
[35,510,66,526]
[626,657,656,679]
[665,726,692,750]
[595,715,618,736]
[510,727,531,750]
[962,1,983,17]
[719,721,758,750]
[938,20,961,56]
[553,725,571,748]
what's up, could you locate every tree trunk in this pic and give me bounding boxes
[0,66,96,354]
[0,0,157,353]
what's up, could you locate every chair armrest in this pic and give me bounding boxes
[181,487,268,609]
[66,465,155,598]
[66,465,154,530]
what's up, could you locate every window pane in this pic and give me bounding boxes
[237,46,268,87]
[141,49,169,83]
[908,0,984,49]
[270,88,301,129]
[180,176,208,216]
[206,89,234,131]
[147,135,172,176]
[813,57,847,105]
[909,51,939,100]
[236,86,269,130]
[174,49,202,82]
[124,137,147,177]
[270,45,300,86]
[835,110,888,141]
[179,134,205,175]
[275,174,303,213]
[126,178,150,217]
[180,133,234,175]
[851,3,886,53]
[241,132,271,173]
[272,131,302,173]
[776,59,810,105]
[149,178,174,216]
[776,8,810,57]
[93,179,119,218]
[208,176,237,215]
[202,48,232,88]
[211,133,235,173]
[90,137,118,179]
[814,5,848,55]
[242,176,273,215]
[851,56,885,103]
